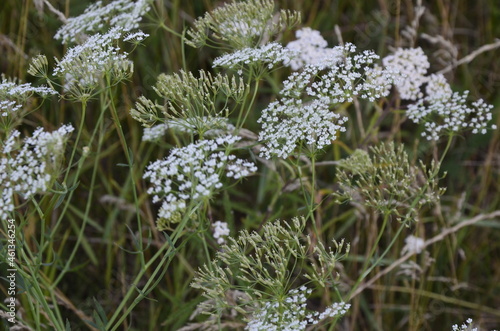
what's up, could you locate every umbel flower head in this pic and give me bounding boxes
[53,27,135,98]
[54,0,151,44]
[406,74,497,140]
[186,0,300,49]
[246,287,350,331]
[0,124,74,219]
[191,217,350,328]
[285,28,344,70]
[143,135,257,230]
[382,47,430,100]
[333,142,445,221]
[131,70,247,133]
[212,42,297,75]
[141,117,235,142]
[258,98,347,159]
[257,43,399,159]
[280,43,399,103]
[0,74,58,118]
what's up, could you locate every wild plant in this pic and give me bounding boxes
[1,0,499,330]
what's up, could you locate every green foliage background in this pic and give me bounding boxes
[0,0,500,330]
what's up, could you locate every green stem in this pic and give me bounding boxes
[235,76,259,130]
[37,98,105,257]
[347,217,409,301]
[159,21,183,38]
[106,200,203,329]
[106,77,146,268]
[439,134,454,166]
[18,240,65,329]
[346,213,389,299]
[51,100,106,289]
[309,152,318,233]
[62,101,87,184]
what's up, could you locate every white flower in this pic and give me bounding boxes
[54,0,151,44]
[143,135,257,226]
[123,30,149,43]
[281,43,397,103]
[450,318,479,331]
[286,28,344,70]
[53,27,133,93]
[407,89,496,141]
[246,286,350,330]
[0,124,74,219]
[0,75,58,116]
[142,123,169,142]
[212,221,230,245]
[258,98,347,159]
[425,73,452,103]
[213,42,296,71]
[401,235,425,255]
[382,47,430,100]
[0,100,22,116]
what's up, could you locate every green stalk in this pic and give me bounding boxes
[50,103,105,289]
[235,75,259,130]
[106,200,203,329]
[36,99,101,256]
[106,76,146,268]
[18,242,65,329]
[346,213,393,300]
[62,100,87,184]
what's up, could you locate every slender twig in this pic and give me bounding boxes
[438,39,500,74]
[43,0,67,23]
[349,210,500,299]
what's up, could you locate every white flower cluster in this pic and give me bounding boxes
[382,47,430,100]
[212,42,296,71]
[143,135,257,224]
[0,100,21,116]
[380,47,497,140]
[407,74,496,140]
[0,124,74,219]
[186,0,300,49]
[286,28,344,70]
[142,117,236,142]
[53,27,133,93]
[258,98,347,159]
[425,73,453,102]
[246,286,350,331]
[401,235,425,255]
[142,123,169,141]
[212,220,230,245]
[281,43,398,103]
[452,318,478,331]
[54,0,151,44]
[1,75,58,116]
[218,18,265,41]
[258,43,400,159]
[123,30,149,43]
[167,117,235,137]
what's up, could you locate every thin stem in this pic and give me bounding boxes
[159,21,184,38]
[235,75,259,130]
[51,101,105,289]
[106,200,203,329]
[347,217,409,301]
[63,100,87,184]
[346,213,390,299]
[309,152,318,234]
[106,77,146,268]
